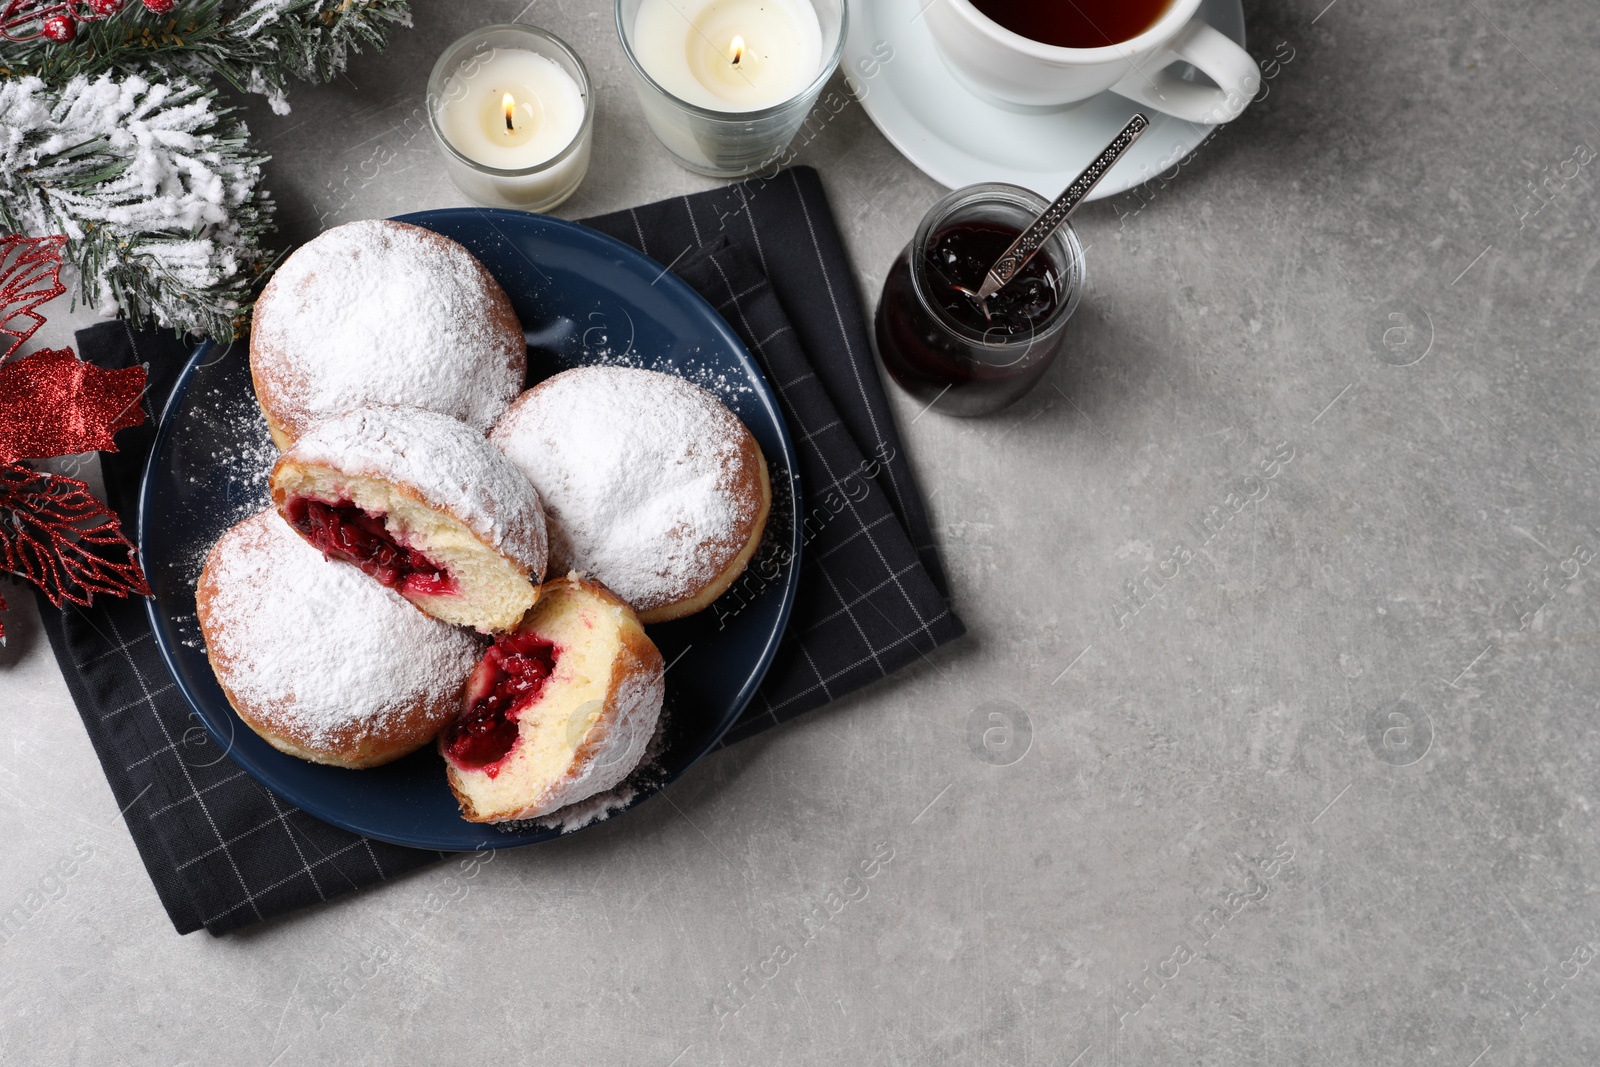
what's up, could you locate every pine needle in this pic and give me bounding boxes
[0,1,413,338]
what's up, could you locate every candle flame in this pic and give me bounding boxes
[503,93,515,132]
[729,35,746,66]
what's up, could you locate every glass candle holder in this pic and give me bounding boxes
[427,25,595,212]
[615,0,846,177]
[874,184,1086,418]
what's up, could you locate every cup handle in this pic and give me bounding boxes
[1108,20,1260,124]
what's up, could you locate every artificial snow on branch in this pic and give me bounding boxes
[0,0,413,114]
[0,71,273,338]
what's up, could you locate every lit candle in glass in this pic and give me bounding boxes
[428,25,594,212]
[616,0,845,177]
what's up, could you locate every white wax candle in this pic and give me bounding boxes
[436,49,584,170]
[632,0,824,112]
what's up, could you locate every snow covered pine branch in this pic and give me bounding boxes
[0,71,270,338]
[0,1,413,339]
[1,1,414,116]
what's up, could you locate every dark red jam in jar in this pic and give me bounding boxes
[875,183,1085,417]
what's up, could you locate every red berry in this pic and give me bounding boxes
[141,0,174,12]
[87,0,124,15]
[40,13,75,40]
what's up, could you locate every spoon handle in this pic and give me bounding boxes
[975,112,1150,301]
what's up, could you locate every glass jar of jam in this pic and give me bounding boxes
[874,183,1086,417]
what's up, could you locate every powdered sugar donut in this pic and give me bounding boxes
[271,406,548,634]
[489,367,771,624]
[196,510,481,770]
[441,576,665,823]
[250,219,525,449]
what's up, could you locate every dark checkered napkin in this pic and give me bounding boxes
[37,167,964,935]
[36,323,445,935]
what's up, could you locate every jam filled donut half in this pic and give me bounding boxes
[271,406,548,634]
[196,510,481,769]
[441,576,666,823]
[490,366,771,623]
[249,218,525,450]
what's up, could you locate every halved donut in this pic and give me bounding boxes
[441,576,666,823]
[271,405,547,633]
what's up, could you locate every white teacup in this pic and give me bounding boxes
[925,0,1260,123]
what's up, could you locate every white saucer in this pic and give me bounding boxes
[842,0,1248,200]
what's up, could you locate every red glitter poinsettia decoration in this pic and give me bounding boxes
[0,464,151,618]
[0,235,150,640]
[0,347,147,463]
[0,235,66,361]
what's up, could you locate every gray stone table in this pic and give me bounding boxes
[5,0,1600,1063]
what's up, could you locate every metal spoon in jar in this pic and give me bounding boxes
[955,112,1151,317]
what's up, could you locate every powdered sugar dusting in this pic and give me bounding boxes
[490,367,759,613]
[175,382,279,605]
[529,788,637,833]
[511,633,666,820]
[284,406,547,573]
[526,699,671,835]
[563,306,754,404]
[252,219,522,436]
[198,510,480,749]
[583,340,754,403]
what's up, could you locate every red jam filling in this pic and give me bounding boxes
[443,632,560,775]
[284,496,458,597]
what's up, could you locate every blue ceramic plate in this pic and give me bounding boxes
[138,209,802,851]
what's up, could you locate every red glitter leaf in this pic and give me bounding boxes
[0,462,150,608]
[0,234,67,362]
[0,347,147,465]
